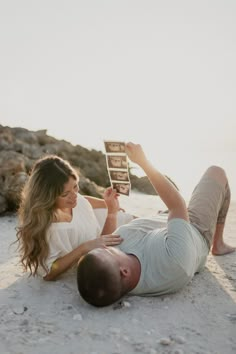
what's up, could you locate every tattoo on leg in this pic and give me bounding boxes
[217,183,231,224]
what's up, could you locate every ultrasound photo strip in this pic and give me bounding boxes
[104,140,131,196]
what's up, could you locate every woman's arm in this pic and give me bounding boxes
[43,234,123,281]
[85,188,121,235]
[85,195,126,213]
[84,196,107,209]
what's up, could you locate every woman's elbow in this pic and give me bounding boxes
[43,272,57,281]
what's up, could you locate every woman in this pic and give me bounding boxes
[16,154,134,280]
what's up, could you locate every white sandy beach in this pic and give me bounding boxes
[0,192,235,354]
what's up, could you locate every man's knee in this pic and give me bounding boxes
[204,165,228,186]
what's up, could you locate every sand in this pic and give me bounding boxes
[0,193,235,354]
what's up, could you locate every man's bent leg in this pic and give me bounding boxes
[188,166,235,255]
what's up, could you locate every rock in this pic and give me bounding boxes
[227,313,236,321]
[73,313,83,321]
[171,335,186,344]
[0,124,178,214]
[11,304,28,315]
[159,337,172,345]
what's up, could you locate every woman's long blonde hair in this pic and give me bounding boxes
[16,155,78,276]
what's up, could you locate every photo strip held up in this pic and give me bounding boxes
[104,140,131,196]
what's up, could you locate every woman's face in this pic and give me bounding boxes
[55,176,79,209]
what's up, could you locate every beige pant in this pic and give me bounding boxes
[188,172,231,249]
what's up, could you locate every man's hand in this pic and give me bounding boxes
[125,142,148,168]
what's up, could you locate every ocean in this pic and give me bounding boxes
[119,191,236,222]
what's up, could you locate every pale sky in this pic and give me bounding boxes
[0,1,236,200]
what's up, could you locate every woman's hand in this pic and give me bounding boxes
[86,234,123,252]
[103,187,120,215]
[44,234,123,281]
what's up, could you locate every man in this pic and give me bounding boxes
[77,142,235,307]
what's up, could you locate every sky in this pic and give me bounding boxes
[0,1,236,200]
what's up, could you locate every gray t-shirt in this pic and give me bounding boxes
[115,217,209,296]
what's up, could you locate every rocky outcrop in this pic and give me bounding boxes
[0,125,162,215]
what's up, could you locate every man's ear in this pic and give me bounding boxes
[120,266,129,278]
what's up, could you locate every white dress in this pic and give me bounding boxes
[38,194,134,276]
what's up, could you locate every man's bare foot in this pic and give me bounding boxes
[212,242,236,256]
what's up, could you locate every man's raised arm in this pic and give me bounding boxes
[125,142,189,222]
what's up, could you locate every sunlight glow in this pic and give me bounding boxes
[1,1,236,200]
